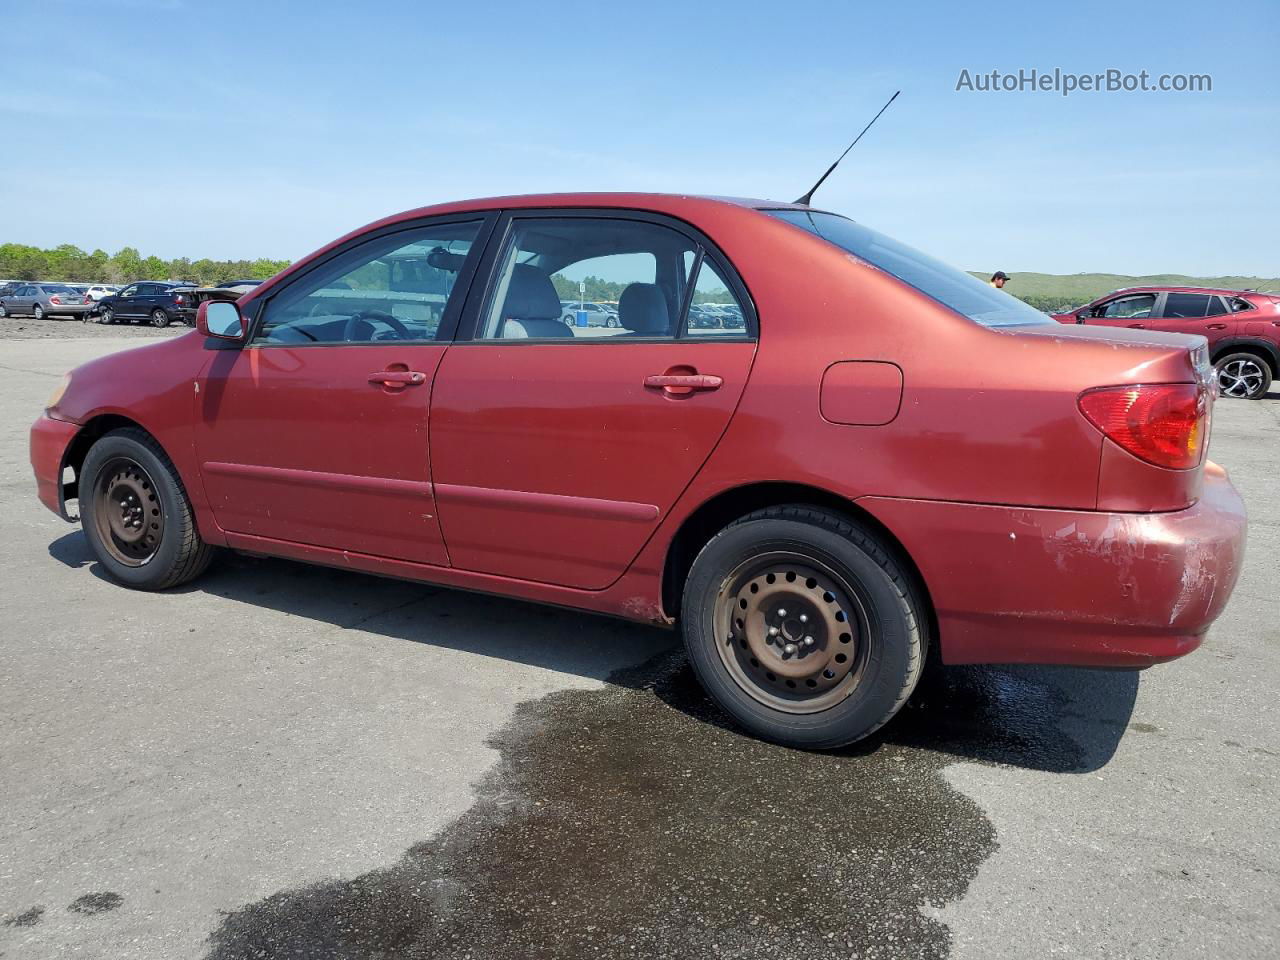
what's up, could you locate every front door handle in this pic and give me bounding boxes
[643,372,723,397]
[1126,322,1145,328]
[368,370,426,387]
[1206,323,1228,330]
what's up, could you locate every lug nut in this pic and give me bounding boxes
[768,626,780,637]
[777,608,788,618]
[799,614,808,623]
[783,643,798,655]
[803,636,814,646]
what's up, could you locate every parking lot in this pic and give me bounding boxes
[1,329,1277,959]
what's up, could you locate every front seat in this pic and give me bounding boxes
[618,282,671,336]
[499,264,572,339]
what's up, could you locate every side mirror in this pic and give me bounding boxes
[198,300,246,341]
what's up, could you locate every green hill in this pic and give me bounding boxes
[969,272,1280,313]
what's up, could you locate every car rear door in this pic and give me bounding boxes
[428,211,757,590]
[1149,292,1234,349]
[195,215,494,564]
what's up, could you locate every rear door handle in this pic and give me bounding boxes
[368,370,426,386]
[643,373,723,396]
[1126,323,1145,328]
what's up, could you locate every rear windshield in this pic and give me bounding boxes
[767,210,1052,328]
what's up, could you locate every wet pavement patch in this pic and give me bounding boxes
[3,906,44,927]
[68,892,123,915]
[205,652,1132,960]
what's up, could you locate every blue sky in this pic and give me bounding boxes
[2,0,1276,275]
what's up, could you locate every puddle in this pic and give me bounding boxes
[205,652,1130,959]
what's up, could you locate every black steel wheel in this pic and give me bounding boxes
[682,505,926,749]
[80,428,214,589]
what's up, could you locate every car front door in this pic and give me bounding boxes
[428,212,757,590]
[194,216,493,564]
[113,284,142,318]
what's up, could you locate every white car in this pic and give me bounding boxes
[85,284,120,301]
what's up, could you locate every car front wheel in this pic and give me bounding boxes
[681,505,925,749]
[99,306,113,324]
[0,304,7,318]
[80,428,215,590]
[1216,352,1272,400]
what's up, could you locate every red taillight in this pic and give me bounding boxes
[173,294,186,305]
[83,296,92,304]
[1078,383,1207,470]
[49,295,62,304]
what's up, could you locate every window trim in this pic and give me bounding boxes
[244,212,499,349]
[453,207,757,345]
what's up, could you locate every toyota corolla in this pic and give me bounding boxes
[30,194,1247,748]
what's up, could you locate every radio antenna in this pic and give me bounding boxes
[793,90,900,206]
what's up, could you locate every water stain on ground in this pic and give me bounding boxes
[205,652,1131,960]
[68,892,123,915]
[2,906,44,928]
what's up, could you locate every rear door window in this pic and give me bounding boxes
[1160,293,1210,318]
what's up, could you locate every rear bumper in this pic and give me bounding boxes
[47,303,91,316]
[859,463,1247,667]
[30,413,81,520]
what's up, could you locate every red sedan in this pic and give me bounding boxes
[30,194,1247,748]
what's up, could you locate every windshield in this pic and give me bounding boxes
[767,210,1051,328]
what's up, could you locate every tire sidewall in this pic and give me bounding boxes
[682,517,919,749]
[81,433,190,589]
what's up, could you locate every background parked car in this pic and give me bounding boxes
[95,281,195,327]
[0,282,92,319]
[1054,286,1280,399]
[85,284,120,301]
[561,300,620,327]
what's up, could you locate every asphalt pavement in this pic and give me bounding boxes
[1,333,1276,959]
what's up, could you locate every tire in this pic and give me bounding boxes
[563,314,575,326]
[80,428,215,590]
[681,505,925,750]
[99,305,114,324]
[1215,352,1272,400]
[606,317,618,328]
[151,308,171,328]
[33,304,44,320]
[0,303,7,318]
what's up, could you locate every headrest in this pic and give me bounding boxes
[618,283,670,335]
[502,318,573,339]
[500,263,561,321]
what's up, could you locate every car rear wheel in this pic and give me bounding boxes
[150,308,171,328]
[33,304,44,320]
[80,428,215,590]
[1215,353,1272,400]
[681,505,925,749]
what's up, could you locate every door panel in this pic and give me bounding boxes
[196,344,450,564]
[430,341,755,589]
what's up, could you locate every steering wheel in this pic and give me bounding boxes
[342,310,411,342]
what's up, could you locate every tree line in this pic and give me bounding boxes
[0,243,292,287]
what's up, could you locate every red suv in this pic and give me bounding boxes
[1054,286,1280,400]
[30,195,1247,749]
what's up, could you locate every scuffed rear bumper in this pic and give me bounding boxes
[859,463,1247,667]
[30,413,80,520]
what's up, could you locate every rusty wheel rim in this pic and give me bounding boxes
[92,457,163,567]
[713,551,871,714]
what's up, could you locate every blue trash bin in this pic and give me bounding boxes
[576,309,589,328]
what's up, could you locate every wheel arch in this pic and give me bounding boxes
[1211,338,1279,375]
[62,414,163,502]
[660,482,938,644]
